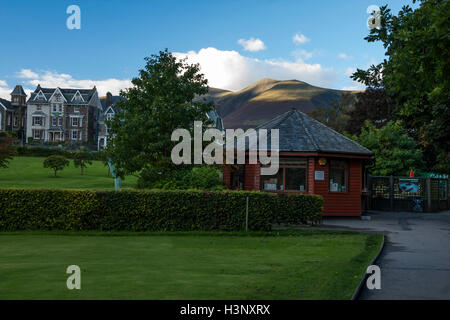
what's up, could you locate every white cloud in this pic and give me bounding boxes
[338,53,351,59]
[345,67,357,77]
[237,38,266,52]
[0,80,8,87]
[174,47,336,91]
[293,33,310,45]
[292,49,313,60]
[17,69,39,79]
[342,85,365,91]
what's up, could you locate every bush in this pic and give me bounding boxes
[137,166,223,190]
[0,189,323,231]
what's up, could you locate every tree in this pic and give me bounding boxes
[43,155,69,177]
[353,121,424,176]
[352,0,450,172]
[73,149,93,175]
[106,50,214,178]
[308,92,355,133]
[0,133,15,169]
[345,88,396,135]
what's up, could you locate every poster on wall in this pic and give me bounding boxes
[398,179,420,193]
[315,171,324,181]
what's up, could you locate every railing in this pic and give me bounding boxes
[367,175,449,212]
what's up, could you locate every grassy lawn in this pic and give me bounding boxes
[0,231,383,300]
[0,156,138,190]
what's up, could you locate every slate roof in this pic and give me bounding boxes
[11,85,27,97]
[248,109,373,156]
[207,109,224,131]
[0,98,13,111]
[99,95,126,113]
[27,86,97,105]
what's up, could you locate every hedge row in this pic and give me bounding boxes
[15,146,104,160]
[0,189,323,231]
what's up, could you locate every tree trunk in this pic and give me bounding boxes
[54,169,57,177]
[81,166,84,175]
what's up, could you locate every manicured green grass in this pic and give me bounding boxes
[0,156,137,190]
[0,231,383,300]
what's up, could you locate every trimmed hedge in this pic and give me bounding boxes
[0,189,322,231]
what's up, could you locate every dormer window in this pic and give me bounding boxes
[74,106,80,113]
[36,92,45,100]
[72,91,84,102]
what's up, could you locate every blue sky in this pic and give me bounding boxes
[0,0,417,98]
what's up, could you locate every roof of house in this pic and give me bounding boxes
[0,98,14,111]
[207,108,224,131]
[99,95,126,113]
[248,109,373,156]
[27,86,97,104]
[10,85,27,97]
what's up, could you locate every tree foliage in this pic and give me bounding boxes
[43,155,69,177]
[308,92,355,133]
[0,134,15,169]
[73,149,93,175]
[354,121,424,176]
[352,0,450,172]
[345,88,396,135]
[106,50,214,178]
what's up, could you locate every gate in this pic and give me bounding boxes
[368,175,449,212]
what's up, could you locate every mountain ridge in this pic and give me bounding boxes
[201,78,358,129]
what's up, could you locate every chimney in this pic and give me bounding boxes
[106,92,113,108]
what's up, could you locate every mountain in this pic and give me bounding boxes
[200,78,355,129]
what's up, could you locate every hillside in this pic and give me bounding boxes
[200,78,353,129]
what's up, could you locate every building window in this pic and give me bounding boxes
[53,105,57,112]
[329,160,348,192]
[71,117,79,127]
[106,112,114,121]
[72,130,78,140]
[58,117,62,126]
[74,106,80,113]
[33,130,42,140]
[52,117,57,127]
[32,117,42,126]
[7,115,11,125]
[261,158,308,192]
[36,106,42,111]
[58,105,63,112]
[13,116,18,127]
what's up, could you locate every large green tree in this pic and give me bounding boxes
[352,0,450,172]
[106,50,214,177]
[354,121,424,176]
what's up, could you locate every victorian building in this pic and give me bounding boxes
[0,85,27,142]
[26,85,102,145]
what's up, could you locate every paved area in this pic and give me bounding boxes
[322,210,450,300]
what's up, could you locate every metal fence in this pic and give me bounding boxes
[367,175,449,212]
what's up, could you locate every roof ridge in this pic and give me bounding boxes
[293,110,320,150]
[255,109,294,130]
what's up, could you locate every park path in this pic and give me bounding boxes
[322,210,450,300]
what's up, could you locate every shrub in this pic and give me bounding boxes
[0,189,323,231]
[137,166,223,190]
